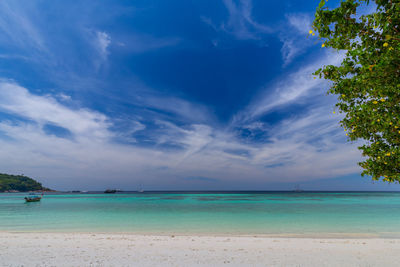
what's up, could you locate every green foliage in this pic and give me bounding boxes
[0,173,48,192]
[312,0,400,182]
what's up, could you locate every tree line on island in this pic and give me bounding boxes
[0,173,52,192]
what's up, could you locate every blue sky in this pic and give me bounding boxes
[0,0,397,191]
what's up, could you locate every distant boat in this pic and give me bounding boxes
[138,184,144,193]
[293,185,303,192]
[24,193,43,202]
[104,189,117,194]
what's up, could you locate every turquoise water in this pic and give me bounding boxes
[1,192,400,237]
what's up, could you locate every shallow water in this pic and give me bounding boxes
[1,192,400,237]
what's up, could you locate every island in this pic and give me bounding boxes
[0,173,52,192]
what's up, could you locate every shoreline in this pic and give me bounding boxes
[1,232,400,266]
[1,230,398,239]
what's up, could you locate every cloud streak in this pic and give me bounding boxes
[0,1,46,52]
[202,0,272,40]
[279,13,314,66]
[0,79,361,190]
[235,51,344,122]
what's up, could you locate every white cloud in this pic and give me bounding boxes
[0,79,360,190]
[95,31,111,59]
[90,30,112,69]
[56,93,72,102]
[203,0,272,40]
[138,95,213,123]
[279,13,314,65]
[280,39,299,66]
[236,51,344,121]
[0,81,111,140]
[287,13,312,35]
[231,105,361,181]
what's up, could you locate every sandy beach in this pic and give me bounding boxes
[1,232,400,266]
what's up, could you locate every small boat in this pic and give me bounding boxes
[104,189,117,194]
[293,185,303,192]
[24,193,43,202]
[138,184,144,193]
[293,189,303,193]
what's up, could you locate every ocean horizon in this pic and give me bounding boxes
[1,191,400,237]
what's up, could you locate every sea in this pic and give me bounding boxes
[1,191,400,237]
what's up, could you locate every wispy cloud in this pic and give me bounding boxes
[85,30,112,70]
[279,13,314,66]
[286,13,312,35]
[236,51,344,121]
[227,103,361,182]
[137,94,213,123]
[95,31,111,61]
[0,1,46,52]
[202,0,272,40]
[0,79,360,190]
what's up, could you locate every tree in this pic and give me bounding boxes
[0,173,49,192]
[311,0,400,182]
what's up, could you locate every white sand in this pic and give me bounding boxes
[1,232,400,266]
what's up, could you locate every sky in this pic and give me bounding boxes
[0,0,398,191]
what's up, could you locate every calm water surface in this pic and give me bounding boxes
[1,192,400,237]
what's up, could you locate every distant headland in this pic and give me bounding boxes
[0,173,53,192]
